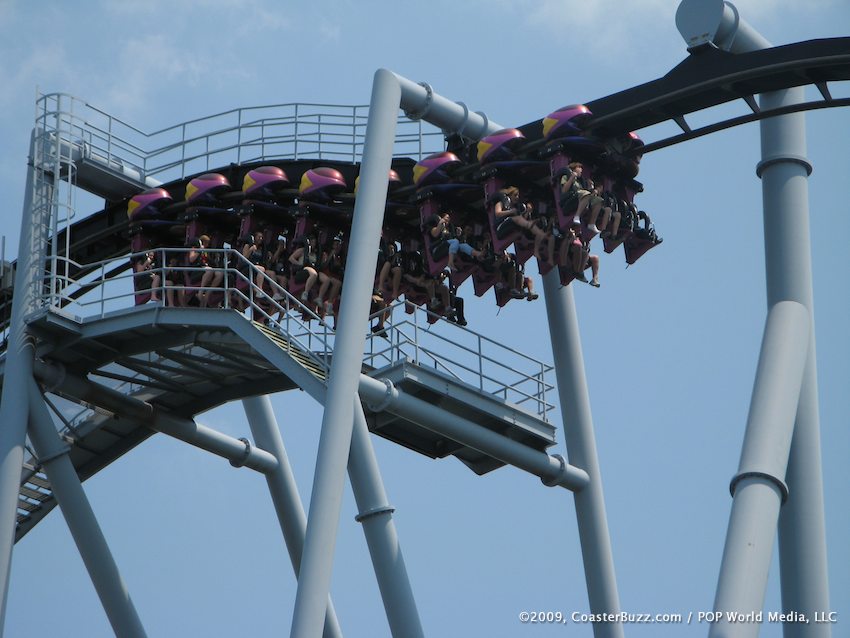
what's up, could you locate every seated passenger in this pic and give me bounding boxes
[600,191,622,239]
[401,243,453,318]
[267,232,290,302]
[590,183,614,235]
[133,250,158,303]
[288,234,326,306]
[317,233,345,317]
[560,226,600,287]
[195,234,226,308]
[164,253,186,306]
[377,239,403,301]
[559,163,603,234]
[493,187,550,261]
[428,211,483,272]
[242,230,270,296]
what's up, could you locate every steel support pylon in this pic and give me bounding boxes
[0,132,48,631]
[290,70,503,637]
[677,1,832,634]
[542,275,622,638]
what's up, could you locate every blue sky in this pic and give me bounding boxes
[1,1,848,636]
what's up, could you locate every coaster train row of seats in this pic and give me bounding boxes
[126,103,662,322]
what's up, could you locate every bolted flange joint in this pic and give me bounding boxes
[229,437,252,468]
[729,470,789,504]
[355,505,396,523]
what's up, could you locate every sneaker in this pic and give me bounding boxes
[590,279,601,288]
[300,291,309,303]
[325,302,334,317]
[272,291,285,301]
[574,271,588,283]
[526,292,539,301]
[510,288,524,299]
[588,224,600,235]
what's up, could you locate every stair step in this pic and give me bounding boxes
[252,322,328,380]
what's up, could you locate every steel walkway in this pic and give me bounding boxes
[7,297,558,542]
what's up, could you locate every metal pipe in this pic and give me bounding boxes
[541,274,622,638]
[32,362,278,475]
[357,376,588,492]
[290,68,403,638]
[151,413,278,474]
[710,302,810,638]
[349,399,424,638]
[26,379,147,638]
[393,74,501,139]
[676,3,831,631]
[0,132,41,631]
[241,397,343,638]
[292,69,504,638]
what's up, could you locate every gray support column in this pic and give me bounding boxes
[26,380,146,638]
[760,89,831,636]
[349,400,423,638]
[677,2,831,630]
[541,275,622,638]
[0,133,41,630]
[710,302,810,638]
[241,397,343,638]
[290,68,401,638]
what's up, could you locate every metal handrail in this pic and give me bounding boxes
[35,92,445,188]
[36,247,554,418]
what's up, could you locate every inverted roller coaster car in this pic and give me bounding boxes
[477,128,526,164]
[185,173,231,203]
[299,167,347,202]
[412,152,462,188]
[542,104,593,141]
[242,166,290,197]
[604,132,644,179]
[127,187,173,221]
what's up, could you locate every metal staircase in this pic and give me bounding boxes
[9,267,556,541]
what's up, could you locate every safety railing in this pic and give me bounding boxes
[42,247,334,373]
[363,302,555,419]
[35,92,446,190]
[35,248,554,419]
